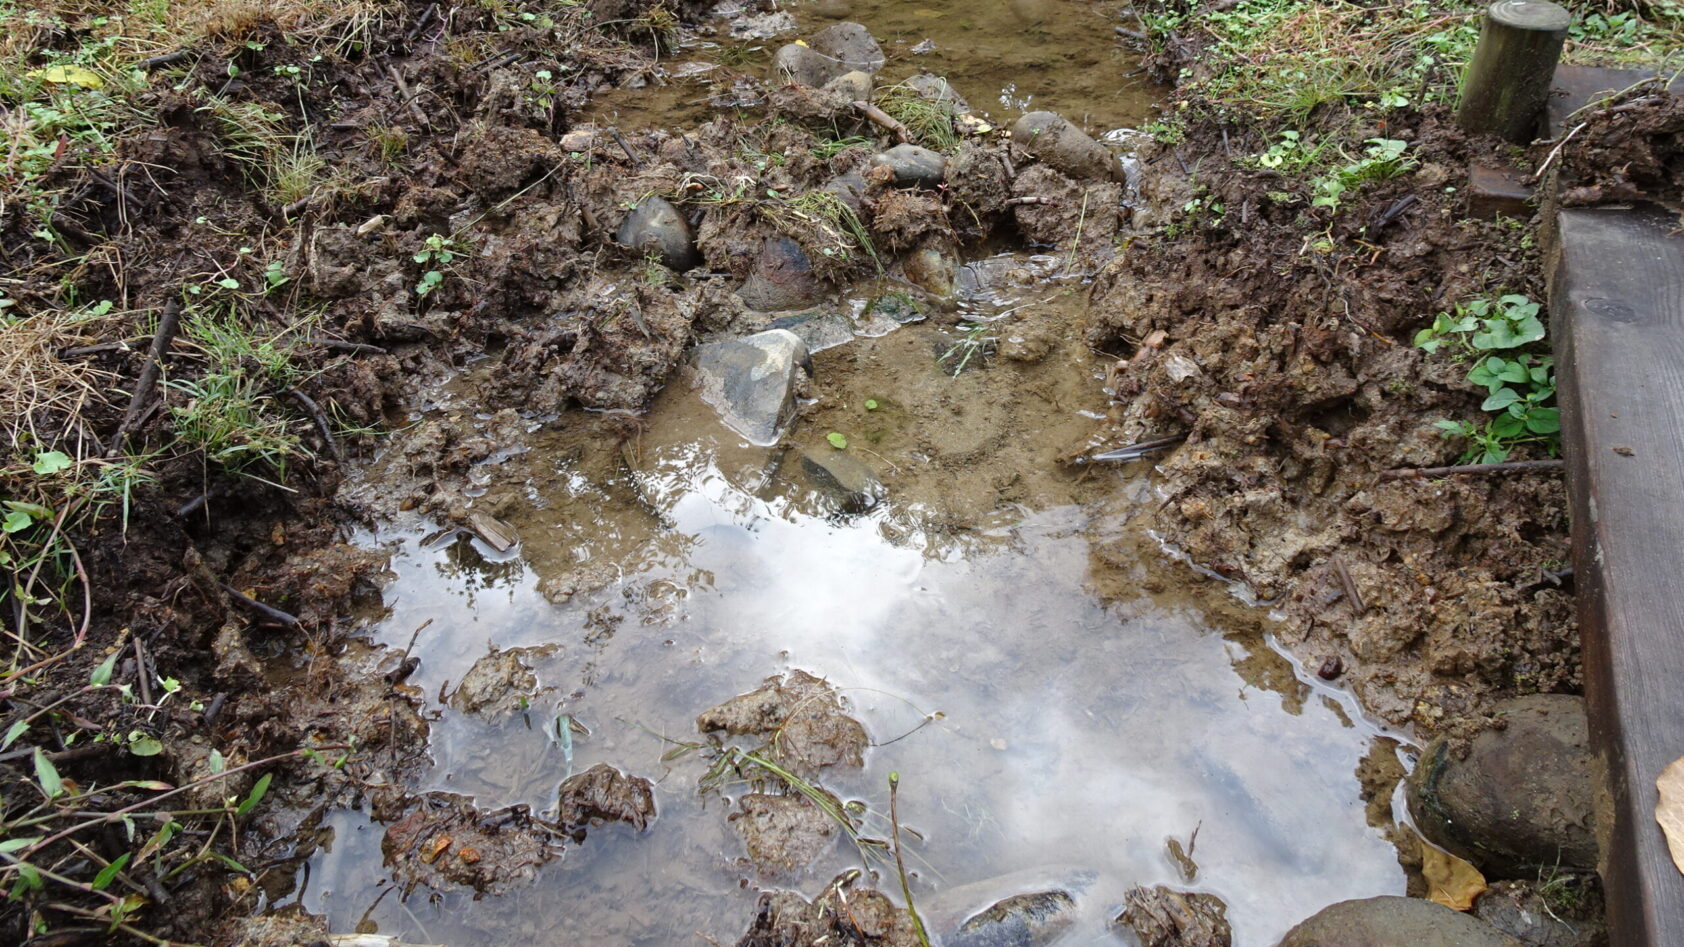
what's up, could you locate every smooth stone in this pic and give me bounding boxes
[822,69,873,102]
[1406,695,1598,876]
[1011,111,1125,183]
[770,43,835,87]
[948,890,1077,947]
[821,172,868,214]
[688,329,809,445]
[870,143,947,189]
[739,236,823,311]
[614,195,699,271]
[904,73,971,112]
[1279,896,1523,947]
[902,243,958,298]
[796,448,883,514]
[1473,879,1605,947]
[809,21,885,75]
[768,311,854,353]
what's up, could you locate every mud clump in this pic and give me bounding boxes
[735,872,923,947]
[1115,885,1232,947]
[450,646,553,723]
[697,669,869,772]
[382,799,559,893]
[558,763,658,837]
[731,791,842,874]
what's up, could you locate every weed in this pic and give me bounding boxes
[1310,138,1414,213]
[938,322,997,376]
[413,232,463,296]
[875,83,960,151]
[1416,294,1559,463]
[366,122,409,167]
[813,134,873,161]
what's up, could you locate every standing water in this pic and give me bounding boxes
[284,2,1409,944]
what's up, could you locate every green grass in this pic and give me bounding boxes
[874,83,961,151]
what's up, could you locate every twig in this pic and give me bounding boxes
[388,67,431,129]
[219,584,300,628]
[285,387,342,462]
[1333,558,1366,616]
[1380,459,1563,480]
[107,300,182,456]
[887,773,932,947]
[405,3,438,42]
[1083,433,1187,464]
[471,49,522,73]
[135,50,189,70]
[852,100,913,144]
[1532,122,1586,182]
[316,338,388,356]
[174,492,210,519]
[58,340,144,358]
[610,129,643,167]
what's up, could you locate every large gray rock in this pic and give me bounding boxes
[770,43,835,87]
[1279,897,1523,947]
[809,22,885,75]
[948,890,1077,947]
[870,143,948,189]
[688,329,809,445]
[769,311,853,353]
[740,236,823,311]
[1011,111,1124,183]
[1407,695,1599,877]
[615,195,699,271]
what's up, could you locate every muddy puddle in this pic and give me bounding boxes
[586,0,1161,136]
[283,248,1410,945]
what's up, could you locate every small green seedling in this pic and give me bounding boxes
[414,233,460,296]
[826,432,848,449]
[864,399,879,411]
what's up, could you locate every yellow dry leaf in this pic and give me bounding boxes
[28,65,104,89]
[1655,755,1684,876]
[794,39,808,47]
[1421,838,1487,911]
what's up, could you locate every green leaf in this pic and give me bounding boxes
[1525,408,1561,434]
[34,747,63,798]
[826,432,848,449]
[92,852,131,891]
[236,773,272,815]
[90,650,119,686]
[3,510,35,533]
[864,399,879,411]
[31,451,71,475]
[1481,388,1521,411]
[127,732,163,757]
[1491,414,1526,437]
[209,749,225,774]
[216,278,240,290]
[0,836,41,855]
[2,720,29,751]
[14,862,42,892]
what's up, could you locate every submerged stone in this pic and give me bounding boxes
[1010,111,1124,183]
[796,446,883,514]
[949,890,1077,947]
[1279,896,1523,947]
[731,792,840,874]
[1115,885,1231,947]
[697,669,867,772]
[865,292,925,324]
[1406,695,1598,876]
[615,195,700,271]
[809,22,885,75]
[902,242,959,298]
[688,329,809,446]
[768,311,854,353]
[770,43,835,87]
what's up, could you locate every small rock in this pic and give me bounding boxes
[904,73,971,112]
[615,195,700,271]
[769,311,854,353]
[558,127,598,153]
[1115,885,1231,947]
[998,319,1057,363]
[1011,111,1124,183]
[1406,695,1598,876]
[949,890,1077,947]
[870,143,948,189]
[740,235,824,311]
[902,242,959,298]
[688,329,810,445]
[823,69,873,102]
[809,21,885,75]
[731,792,840,873]
[796,447,883,513]
[770,43,836,87]
[1279,896,1523,947]
[822,171,869,214]
[557,763,657,836]
[1473,878,1605,947]
[697,669,867,772]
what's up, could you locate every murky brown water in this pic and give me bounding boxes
[284,4,1408,945]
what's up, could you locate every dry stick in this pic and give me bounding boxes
[887,773,932,947]
[219,584,301,628]
[1532,122,1586,182]
[388,66,431,129]
[316,338,388,356]
[284,388,342,462]
[1380,458,1563,480]
[852,100,913,144]
[1333,558,1367,616]
[610,129,643,167]
[107,300,182,457]
[135,50,190,70]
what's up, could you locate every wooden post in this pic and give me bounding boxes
[1457,0,1572,143]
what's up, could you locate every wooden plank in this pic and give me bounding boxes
[1550,203,1684,946]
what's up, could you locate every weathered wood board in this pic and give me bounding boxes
[1550,203,1684,946]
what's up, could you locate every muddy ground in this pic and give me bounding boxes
[1,0,1660,943]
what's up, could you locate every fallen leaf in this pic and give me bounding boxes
[421,835,452,864]
[1655,755,1684,876]
[28,65,104,88]
[1421,838,1486,911]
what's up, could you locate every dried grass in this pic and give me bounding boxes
[0,307,123,457]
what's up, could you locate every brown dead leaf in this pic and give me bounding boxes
[421,835,452,864]
[1655,755,1684,876]
[1421,838,1487,911]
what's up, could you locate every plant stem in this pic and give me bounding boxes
[1380,458,1564,480]
[888,772,932,947]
